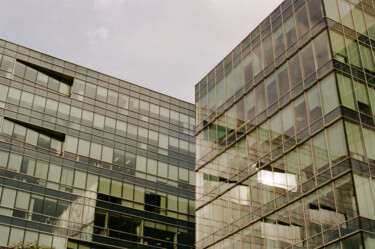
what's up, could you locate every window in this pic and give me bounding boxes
[313,31,331,69]
[145,192,161,213]
[14,60,73,96]
[273,24,285,58]
[1,118,64,154]
[284,14,297,48]
[295,4,310,39]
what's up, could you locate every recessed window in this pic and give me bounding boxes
[14,60,74,96]
[145,192,161,213]
[1,118,65,154]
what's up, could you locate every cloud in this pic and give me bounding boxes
[86,27,109,53]
[86,27,109,43]
[93,0,125,10]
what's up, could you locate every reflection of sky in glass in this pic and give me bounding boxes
[262,222,303,244]
[229,185,250,205]
[257,170,298,191]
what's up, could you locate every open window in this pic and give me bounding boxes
[14,59,74,96]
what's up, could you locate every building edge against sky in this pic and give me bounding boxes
[195,0,375,248]
[0,38,196,249]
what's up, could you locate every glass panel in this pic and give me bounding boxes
[15,191,31,210]
[8,228,25,246]
[37,134,51,149]
[136,155,147,173]
[313,30,331,69]
[295,4,310,38]
[98,177,110,195]
[345,36,362,68]
[245,91,255,122]
[327,121,347,163]
[102,146,113,163]
[65,136,78,154]
[8,153,22,172]
[281,104,295,140]
[0,151,9,168]
[61,167,74,186]
[284,14,297,48]
[129,97,139,112]
[312,131,329,171]
[111,180,122,198]
[277,63,289,97]
[158,162,168,178]
[307,84,322,123]
[48,164,61,182]
[337,73,356,110]
[301,43,316,78]
[208,86,215,112]
[45,99,58,115]
[288,53,303,88]
[225,70,234,102]
[179,167,189,182]
[353,174,375,219]
[345,121,365,160]
[1,188,16,207]
[334,173,357,224]
[216,78,225,108]
[338,0,354,30]
[266,73,277,107]
[329,29,347,63]
[365,12,375,40]
[0,84,8,102]
[0,225,10,245]
[255,82,266,114]
[359,44,375,72]
[90,142,102,160]
[324,0,340,22]
[147,158,157,175]
[96,86,107,102]
[294,95,308,134]
[37,72,48,87]
[308,0,324,27]
[273,24,285,58]
[352,7,366,35]
[119,93,129,110]
[234,61,243,92]
[263,34,274,67]
[0,55,14,72]
[8,88,21,104]
[85,83,96,99]
[122,183,134,201]
[243,52,253,84]
[353,79,371,115]
[93,114,104,129]
[369,86,375,116]
[14,61,26,77]
[363,126,375,162]
[20,91,34,106]
[169,165,178,181]
[235,99,245,127]
[107,90,118,106]
[33,95,46,112]
[13,124,26,141]
[253,44,263,76]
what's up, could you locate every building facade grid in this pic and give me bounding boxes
[195,0,375,248]
[0,38,195,249]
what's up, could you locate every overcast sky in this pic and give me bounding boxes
[0,0,283,103]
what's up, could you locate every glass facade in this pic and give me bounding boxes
[0,39,195,248]
[195,0,375,248]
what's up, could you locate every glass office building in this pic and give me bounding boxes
[195,0,375,248]
[0,39,195,249]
